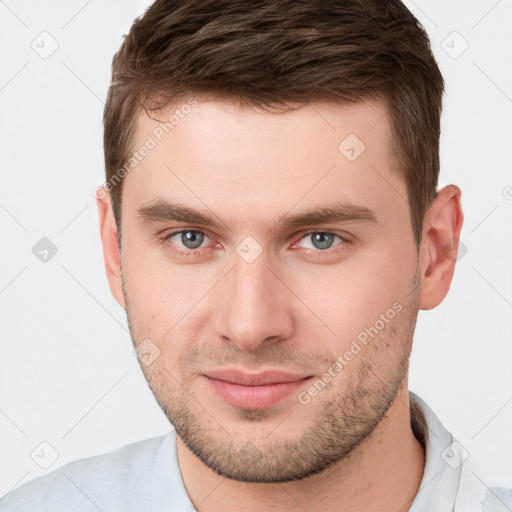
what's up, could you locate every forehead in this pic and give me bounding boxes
[121,98,407,235]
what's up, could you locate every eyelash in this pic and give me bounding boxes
[161,229,352,257]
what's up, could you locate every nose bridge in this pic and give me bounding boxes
[213,247,294,351]
[232,250,271,309]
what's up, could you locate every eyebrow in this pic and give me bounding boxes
[137,199,378,233]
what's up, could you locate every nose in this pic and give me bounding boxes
[211,247,295,352]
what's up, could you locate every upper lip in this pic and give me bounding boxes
[203,369,311,386]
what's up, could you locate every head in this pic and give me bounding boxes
[97,0,463,483]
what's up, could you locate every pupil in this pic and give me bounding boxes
[312,232,333,250]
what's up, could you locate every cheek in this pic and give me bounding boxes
[123,235,202,313]
[289,245,417,347]
[122,244,219,359]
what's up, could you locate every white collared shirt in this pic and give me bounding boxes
[1,391,510,511]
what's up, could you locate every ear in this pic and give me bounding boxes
[418,184,464,310]
[96,187,125,309]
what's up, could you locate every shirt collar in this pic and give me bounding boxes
[408,390,461,512]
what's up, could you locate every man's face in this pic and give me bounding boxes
[118,99,421,482]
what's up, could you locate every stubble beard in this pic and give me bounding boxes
[123,266,421,483]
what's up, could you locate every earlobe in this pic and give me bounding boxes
[96,187,125,309]
[418,185,464,310]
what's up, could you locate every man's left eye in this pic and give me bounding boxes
[298,232,344,251]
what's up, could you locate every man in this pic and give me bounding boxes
[1,0,510,510]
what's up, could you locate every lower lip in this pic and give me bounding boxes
[205,376,312,409]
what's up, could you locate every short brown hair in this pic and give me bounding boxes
[103,0,444,245]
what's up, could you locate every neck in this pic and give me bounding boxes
[176,383,425,512]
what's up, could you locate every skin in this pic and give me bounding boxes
[97,99,463,511]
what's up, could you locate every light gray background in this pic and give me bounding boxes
[1,0,511,498]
